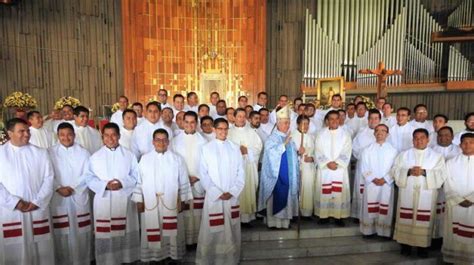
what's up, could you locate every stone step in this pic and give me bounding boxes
[240,236,400,261]
[241,218,362,241]
[239,251,443,265]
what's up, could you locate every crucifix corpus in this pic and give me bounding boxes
[358,61,402,98]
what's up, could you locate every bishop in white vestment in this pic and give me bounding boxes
[85,123,140,265]
[171,111,208,245]
[391,129,446,256]
[442,133,474,264]
[196,118,245,265]
[314,111,352,225]
[0,119,55,265]
[134,129,193,262]
[359,124,398,237]
[228,109,263,223]
[48,122,93,265]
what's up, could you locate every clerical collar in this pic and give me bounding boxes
[414,147,427,153]
[9,142,26,151]
[215,138,226,143]
[184,131,196,135]
[155,149,167,155]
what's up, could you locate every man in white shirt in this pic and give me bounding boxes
[389,107,416,152]
[238,95,248,109]
[49,122,93,265]
[172,94,186,115]
[197,104,210,119]
[53,104,75,132]
[119,109,138,150]
[186,92,199,113]
[381,102,397,128]
[259,108,274,137]
[253,91,268,111]
[208,92,220,117]
[85,123,140,264]
[73,106,102,154]
[28,110,56,148]
[453,112,474,145]
[0,118,55,265]
[131,101,173,159]
[132,102,145,124]
[410,104,433,133]
[157,88,171,109]
[212,100,227,120]
[110,95,129,128]
[429,114,448,147]
[347,102,368,135]
[200,116,215,141]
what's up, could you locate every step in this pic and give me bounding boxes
[240,236,400,260]
[239,251,443,265]
[241,219,362,241]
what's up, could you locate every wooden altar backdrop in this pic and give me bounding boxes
[122,0,266,106]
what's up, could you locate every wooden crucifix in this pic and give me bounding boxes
[358,61,402,99]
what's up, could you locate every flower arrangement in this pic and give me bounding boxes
[54,96,81,110]
[360,96,376,109]
[0,130,7,145]
[111,103,133,113]
[3,92,38,109]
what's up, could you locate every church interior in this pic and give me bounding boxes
[0,0,473,264]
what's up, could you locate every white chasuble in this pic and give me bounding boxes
[228,125,262,223]
[85,145,140,265]
[442,154,474,264]
[196,139,244,265]
[314,127,352,219]
[0,143,55,265]
[135,150,192,262]
[391,147,446,247]
[171,131,208,245]
[359,142,397,237]
[48,143,92,265]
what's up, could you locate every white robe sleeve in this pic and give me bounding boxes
[84,160,108,198]
[0,183,21,210]
[390,153,410,188]
[360,150,377,183]
[31,155,54,209]
[119,155,140,197]
[335,134,352,168]
[425,155,447,190]
[444,166,466,207]
[228,153,245,198]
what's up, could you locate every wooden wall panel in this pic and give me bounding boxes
[265,0,316,107]
[0,0,123,117]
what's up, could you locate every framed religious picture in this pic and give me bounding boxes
[317,77,345,106]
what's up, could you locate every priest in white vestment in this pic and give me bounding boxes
[381,103,397,128]
[228,108,263,223]
[119,109,138,150]
[442,133,474,264]
[0,118,55,265]
[53,105,75,133]
[291,115,316,216]
[258,106,300,229]
[346,102,368,135]
[351,109,381,219]
[253,92,268,112]
[409,104,434,134]
[134,128,193,262]
[431,126,461,240]
[110,95,129,128]
[72,106,102,154]
[48,122,93,265]
[258,108,275,138]
[200,116,216,141]
[389,107,416,152]
[171,111,208,245]
[391,128,446,257]
[85,123,140,264]
[359,124,398,237]
[131,101,173,159]
[196,118,245,265]
[428,114,448,147]
[28,110,56,148]
[314,110,352,226]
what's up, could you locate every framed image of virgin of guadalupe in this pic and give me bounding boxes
[317,77,345,106]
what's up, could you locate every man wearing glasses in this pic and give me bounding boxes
[157,89,172,109]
